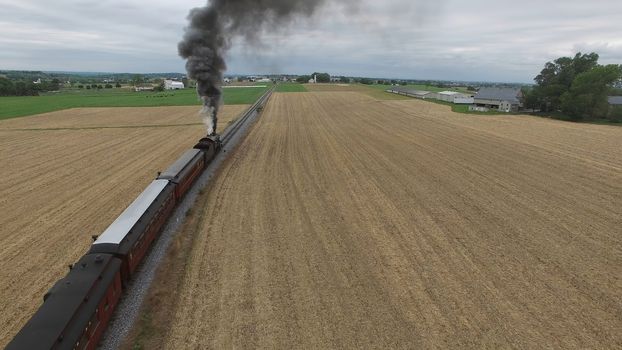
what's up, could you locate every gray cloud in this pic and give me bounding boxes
[0,0,621,82]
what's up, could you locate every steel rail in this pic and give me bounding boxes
[221,86,275,145]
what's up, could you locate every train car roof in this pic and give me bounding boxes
[93,180,169,245]
[157,148,202,180]
[6,254,121,350]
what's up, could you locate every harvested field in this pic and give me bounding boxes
[151,91,621,349]
[0,105,249,130]
[0,105,247,347]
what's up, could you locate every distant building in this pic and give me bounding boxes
[437,91,474,104]
[386,87,434,99]
[164,80,184,90]
[608,96,622,119]
[135,86,154,92]
[471,87,523,112]
[454,96,475,104]
[308,74,317,84]
[608,96,622,106]
[135,86,155,92]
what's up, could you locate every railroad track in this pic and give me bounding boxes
[99,86,275,350]
[7,87,275,350]
[221,86,274,146]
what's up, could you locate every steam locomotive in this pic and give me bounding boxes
[6,136,221,350]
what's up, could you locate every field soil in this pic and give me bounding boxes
[0,105,248,130]
[0,105,247,347]
[150,91,621,349]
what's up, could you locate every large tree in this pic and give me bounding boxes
[560,64,622,120]
[311,72,331,83]
[532,52,599,111]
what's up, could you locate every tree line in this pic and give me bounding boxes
[0,77,61,96]
[296,72,332,83]
[523,52,622,121]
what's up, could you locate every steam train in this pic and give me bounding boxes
[6,136,222,350]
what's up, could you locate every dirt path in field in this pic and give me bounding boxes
[0,105,247,347]
[145,92,620,349]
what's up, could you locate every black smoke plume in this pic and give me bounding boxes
[179,0,327,135]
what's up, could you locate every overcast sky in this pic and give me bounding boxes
[1,0,621,83]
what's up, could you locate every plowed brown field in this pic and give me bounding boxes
[158,92,621,349]
[0,105,247,347]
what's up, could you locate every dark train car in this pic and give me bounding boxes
[6,254,122,350]
[194,134,221,161]
[89,179,175,281]
[157,149,205,200]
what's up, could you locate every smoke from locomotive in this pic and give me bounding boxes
[178,0,328,135]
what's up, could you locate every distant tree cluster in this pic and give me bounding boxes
[0,77,62,96]
[524,52,622,121]
[313,72,330,83]
[153,82,165,92]
[296,72,331,83]
[335,76,350,83]
[295,75,310,83]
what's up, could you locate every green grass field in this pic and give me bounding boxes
[275,83,307,92]
[0,86,269,120]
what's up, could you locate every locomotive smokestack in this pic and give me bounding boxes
[179,0,329,135]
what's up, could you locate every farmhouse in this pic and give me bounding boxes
[164,80,185,90]
[471,87,523,112]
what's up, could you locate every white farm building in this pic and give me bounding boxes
[386,87,435,99]
[164,80,185,90]
[437,91,474,104]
